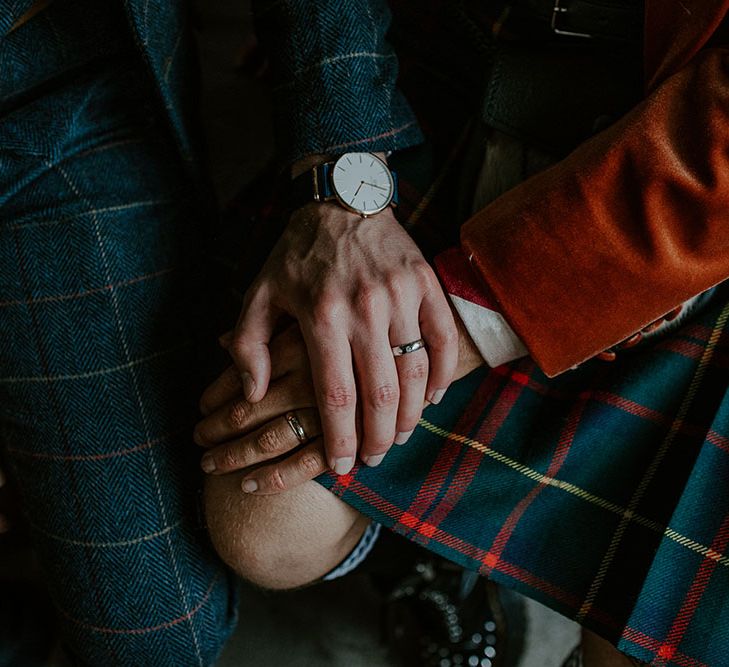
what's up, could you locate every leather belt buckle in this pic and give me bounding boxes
[551,0,593,39]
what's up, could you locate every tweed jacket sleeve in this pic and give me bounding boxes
[435,42,729,377]
[251,0,424,163]
[1,0,37,37]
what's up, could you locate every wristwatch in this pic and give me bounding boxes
[289,152,399,217]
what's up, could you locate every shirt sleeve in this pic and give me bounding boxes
[251,0,424,163]
[435,248,528,369]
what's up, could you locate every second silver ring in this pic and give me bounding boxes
[391,338,426,357]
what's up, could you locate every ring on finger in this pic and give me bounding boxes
[285,411,308,443]
[391,338,426,357]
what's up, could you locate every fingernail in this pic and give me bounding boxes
[363,453,386,467]
[192,428,205,447]
[0,469,6,487]
[429,388,446,405]
[241,478,258,493]
[394,429,414,445]
[200,455,216,474]
[0,516,9,533]
[332,457,354,476]
[242,372,256,400]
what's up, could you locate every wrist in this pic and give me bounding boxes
[291,154,332,179]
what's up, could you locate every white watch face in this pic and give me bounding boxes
[330,152,394,215]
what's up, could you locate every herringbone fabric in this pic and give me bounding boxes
[252,0,424,163]
[0,2,237,664]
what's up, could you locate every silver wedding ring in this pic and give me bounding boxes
[391,338,426,357]
[285,411,308,443]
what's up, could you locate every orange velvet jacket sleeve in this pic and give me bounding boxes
[438,0,729,377]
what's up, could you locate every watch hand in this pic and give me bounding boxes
[353,181,365,198]
[364,182,388,191]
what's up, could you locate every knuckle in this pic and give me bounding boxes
[385,272,404,297]
[255,428,283,455]
[227,401,250,428]
[401,359,428,382]
[355,286,385,320]
[311,292,343,327]
[367,383,399,410]
[321,384,356,411]
[299,451,324,476]
[265,469,287,492]
[219,447,242,471]
[412,261,435,289]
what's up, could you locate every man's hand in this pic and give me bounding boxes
[228,201,458,474]
[195,325,329,493]
[195,313,483,495]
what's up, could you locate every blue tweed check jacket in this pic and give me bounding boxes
[19,0,423,160]
[2,0,423,163]
[249,0,424,161]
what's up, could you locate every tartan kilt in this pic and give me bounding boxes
[305,16,729,667]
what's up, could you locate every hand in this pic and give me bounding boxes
[195,310,484,495]
[196,325,329,493]
[228,199,458,475]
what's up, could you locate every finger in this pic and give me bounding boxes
[0,515,9,534]
[201,408,321,475]
[200,324,309,417]
[199,366,242,416]
[268,323,309,380]
[351,329,399,467]
[390,321,428,447]
[229,286,278,403]
[420,290,458,405]
[0,467,5,488]
[194,374,315,447]
[240,439,328,495]
[301,321,358,476]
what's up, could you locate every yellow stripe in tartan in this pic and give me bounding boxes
[419,312,729,572]
[577,300,729,620]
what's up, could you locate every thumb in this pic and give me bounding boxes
[229,289,279,403]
